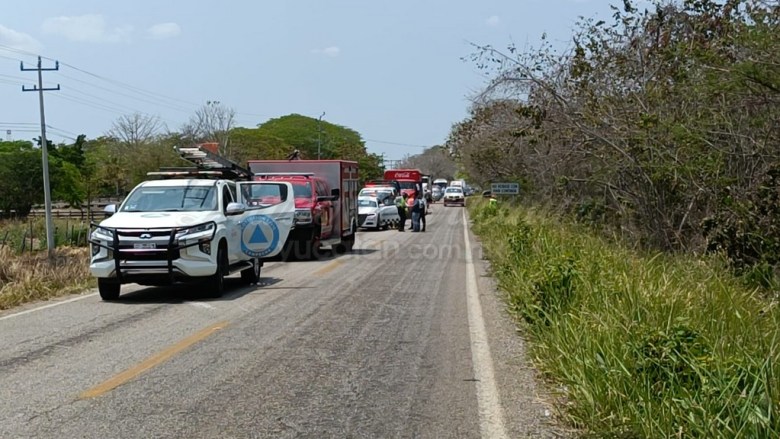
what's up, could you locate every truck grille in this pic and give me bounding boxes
[117,247,181,261]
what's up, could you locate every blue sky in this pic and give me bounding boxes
[0,0,619,161]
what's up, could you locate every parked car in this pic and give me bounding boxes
[357,196,399,230]
[442,186,465,207]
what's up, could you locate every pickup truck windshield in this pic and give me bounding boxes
[292,182,312,199]
[120,186,218,212]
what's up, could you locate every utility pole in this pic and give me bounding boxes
[22,56,60,258]
[317,111,325,159]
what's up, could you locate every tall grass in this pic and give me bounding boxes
[0,217,91,253]
[0,222,93,310]
[469,199,780,438]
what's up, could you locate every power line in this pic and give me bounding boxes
[364,138,431,149]
[54,72,193,113]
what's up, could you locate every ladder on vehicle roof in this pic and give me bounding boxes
[173,143,252,180]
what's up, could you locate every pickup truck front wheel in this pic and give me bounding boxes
[241,258,261,284]
[98,279,120,301]
[206,244,227,298]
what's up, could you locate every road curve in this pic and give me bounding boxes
[0,205,555,438]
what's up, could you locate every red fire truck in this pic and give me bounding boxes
[247,159,359,259]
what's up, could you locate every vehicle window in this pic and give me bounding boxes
[120,186,218,212]
[358,199,378,208]
[221,186,232,212]
[399,181,417,190]
[445,188,462,193]
[242,183,290,208]
[292,182,312,199]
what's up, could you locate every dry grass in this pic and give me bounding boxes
[0,246,94,310]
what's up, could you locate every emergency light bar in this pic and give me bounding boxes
[253,172,315,177]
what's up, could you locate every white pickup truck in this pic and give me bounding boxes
[89,176,294,300]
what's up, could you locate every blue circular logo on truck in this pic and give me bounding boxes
[240,215,280,258]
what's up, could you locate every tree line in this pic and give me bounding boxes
[445,0,779,276]
[0,107,384,217]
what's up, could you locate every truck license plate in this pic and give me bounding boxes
[133,243,156,249]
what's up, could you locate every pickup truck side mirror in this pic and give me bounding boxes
[103,204,117,218]
[316,195,332,202]
[331,188,340,198]
[226,202,247,216]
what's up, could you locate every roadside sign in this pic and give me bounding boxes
[491,182,519,195]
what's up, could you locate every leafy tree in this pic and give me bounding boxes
[254,114,384,182]
[228,127,291,165]
[399,145,458,181]
[455,0,780,260]
[0,141,44,216]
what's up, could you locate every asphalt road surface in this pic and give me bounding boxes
[0,206,556,438]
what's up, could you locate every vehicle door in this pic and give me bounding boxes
[379,196,399,221]
[235,181,295,259]
[317,180,335,239]
[221,183,244,264]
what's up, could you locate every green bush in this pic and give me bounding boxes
[468,198,780,438]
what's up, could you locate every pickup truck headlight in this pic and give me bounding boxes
[176,222,216,240]
[91,228,114,242]
[90,228,113,258]
[294,209,312,225]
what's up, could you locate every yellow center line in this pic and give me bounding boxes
[79,321,229,399]
[313,259,343,276]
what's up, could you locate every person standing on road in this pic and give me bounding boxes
[409,190,423,232]
[420,193,427,232]
[396,193,408,231]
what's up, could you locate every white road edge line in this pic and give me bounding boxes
[463,208,509,439]
[0,292,98,322]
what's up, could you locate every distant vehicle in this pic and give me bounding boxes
[433,178,448,191]
[432,185,443,202]
[357,196,400,230]
[360,180,399,204]
[442,186,465,207]
[384,169,422,201]
[449,179,466,189]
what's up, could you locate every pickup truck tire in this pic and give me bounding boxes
[98,279,120,301]
[241,258,261,284]
[206,244,227,298]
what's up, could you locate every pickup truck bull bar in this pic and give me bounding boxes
[89,221,217,283]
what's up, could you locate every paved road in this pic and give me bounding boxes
[0,206,555,438]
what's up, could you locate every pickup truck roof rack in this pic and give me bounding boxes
[173,144,252,180]
[254,172,315,177]
[146,168,226,179]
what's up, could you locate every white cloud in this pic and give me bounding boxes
[0,24,42,53]
[311,46,341,57]
[41,14,132,43]
[486,15,500,27]
[146,22,181,40]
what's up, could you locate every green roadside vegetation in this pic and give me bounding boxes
[468,197,779,438]
[0,218,94,310]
